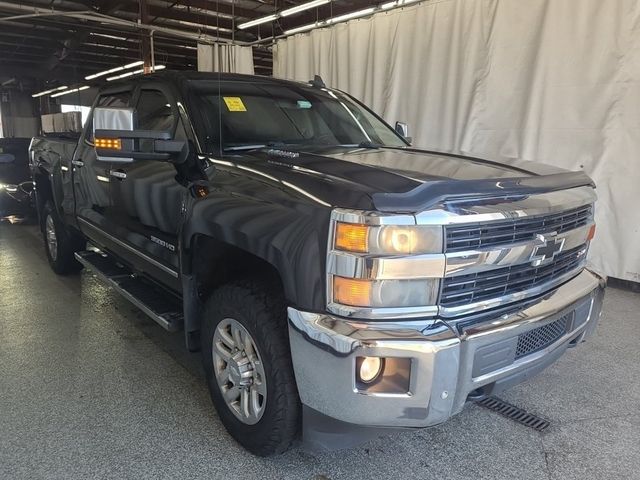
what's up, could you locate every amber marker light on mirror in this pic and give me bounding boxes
[94,138,122,150]
[333,276,372,307]
[335,222,369,253]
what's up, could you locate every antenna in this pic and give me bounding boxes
[309,74,326,88]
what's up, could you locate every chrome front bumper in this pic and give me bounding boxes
[288,269,605,428]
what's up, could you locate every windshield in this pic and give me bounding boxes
[191,81,407,152]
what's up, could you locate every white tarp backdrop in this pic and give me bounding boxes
[273,0,640,282]
[197,43,255,74]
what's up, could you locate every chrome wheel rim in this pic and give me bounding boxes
[45,215,58,261]
[213,318,267,425]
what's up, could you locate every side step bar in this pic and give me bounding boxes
[75,250,183,332]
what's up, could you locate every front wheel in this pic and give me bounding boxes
[201,279,301,456]
[42,200,84,275]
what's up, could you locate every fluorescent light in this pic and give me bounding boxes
[328,7,375,24]
[32,86,69,98]
[238,0,330,30]
[238,14,278,30]
[51,86,90,98]
[283,1,422,37]
[105,64,165,82]
[85,61,145,80]
[281,0,330,17]
[284,23,319,35]
[89,32,127,41]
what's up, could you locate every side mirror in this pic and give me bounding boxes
[93,107,188,163]
[395,121,412,144]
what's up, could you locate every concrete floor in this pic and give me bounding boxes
[1,223,639,480]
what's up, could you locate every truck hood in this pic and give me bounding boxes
[224,146,593,213]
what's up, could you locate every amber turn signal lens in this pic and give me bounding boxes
[94,138,122,150]
[335,222,369,253]
[586,224,596,241]
[333,276,372,307]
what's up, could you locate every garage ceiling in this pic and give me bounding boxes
[0,0,379,90]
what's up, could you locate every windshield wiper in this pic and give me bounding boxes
[224,141,291,152]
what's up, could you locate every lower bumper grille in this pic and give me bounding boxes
[515,313,570,359]
[440,245,588,308]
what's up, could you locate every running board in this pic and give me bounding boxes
[75,250,183,332]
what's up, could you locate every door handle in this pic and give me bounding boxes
[72,159,84,167]
[110,169,127,180]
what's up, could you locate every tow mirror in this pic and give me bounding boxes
[93,107,188,164]
[395,121,412,144]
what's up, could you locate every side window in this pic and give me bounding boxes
[136,90,175,131]
[86,91,132,142]
[98,92,131,108]
[136,89,187,140]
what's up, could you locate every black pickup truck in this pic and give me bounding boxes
[30,71,605,456]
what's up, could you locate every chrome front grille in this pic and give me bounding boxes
[445,204,592,253]
[440,245,587,308]
[515,314,571,359]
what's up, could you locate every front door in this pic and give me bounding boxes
[107,85,188,290]
[73,88,132,244]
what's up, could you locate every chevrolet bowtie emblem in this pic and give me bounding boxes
[530,233,565,266]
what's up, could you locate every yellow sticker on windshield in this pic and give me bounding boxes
[223,97,247,112]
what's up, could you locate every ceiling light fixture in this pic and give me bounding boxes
[281,0,330,17]
[285,1,422,37]
[105,64,166,82]
[239,0,331,30]
[284,23,319,35]
[51,86,90,98]
[328,7,376,24]
[238,14,278,30]
[32,86,69,98]
[85,61,145,80]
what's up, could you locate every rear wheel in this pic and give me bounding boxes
[201,279,301,456]
[42,201,84,275]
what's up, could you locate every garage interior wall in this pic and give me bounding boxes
[0,90,39,138]
[273,0,640,282]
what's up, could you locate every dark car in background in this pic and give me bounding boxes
[0,138,35,221]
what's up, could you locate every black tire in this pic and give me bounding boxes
[41,200,85,275]
[201,279,301,456]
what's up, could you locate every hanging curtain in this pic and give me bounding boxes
[197,43,255,74]
[273,0,640,283]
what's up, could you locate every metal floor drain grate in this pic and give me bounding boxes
[476,396,551,432]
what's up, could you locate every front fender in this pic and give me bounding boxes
[179,189,331,311]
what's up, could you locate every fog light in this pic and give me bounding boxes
[358,356,383,384]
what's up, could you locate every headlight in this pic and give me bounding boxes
[335,222,442,254]
[333,276,440,308]
[0,183,18,192]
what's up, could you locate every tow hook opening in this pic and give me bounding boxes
[467,387,489,401]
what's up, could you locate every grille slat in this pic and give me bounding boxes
[440,246,587,308]
[445,205,592,252]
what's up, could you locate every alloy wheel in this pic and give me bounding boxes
[212,317,267,425]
